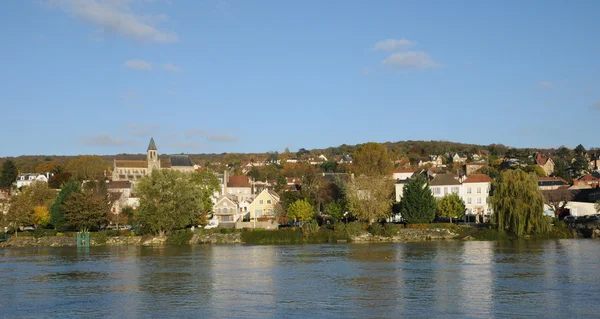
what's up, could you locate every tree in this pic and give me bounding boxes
[491,170,549,237]
[571,153,589,177]
[64,190,110,232]
[325,200,345,222]
[346,175,394,224]
[524,165,546,177]
[135,170,205,237]
[287,199,314,222]
[595,201,600,213]
[542,188,573,218]
[398,174,437,224]
[35,161,60,174]
[5,182,56,234]
[50,180,81,231]
[352,142,393,177]
[0,160,18,192]
[190,169,221,224]
[65,156,107,181]
[437,193,465,223]
[33,206,50,228]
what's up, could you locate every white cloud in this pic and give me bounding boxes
[184,128,206,139]
[162,63,182,72]
[79,133,128,146]
[49,0,178,43]
[124,59,152,70]
[125,123,160,137]
[382,51,440,69]
[539,81,553,88]
[372,38,415,51]
[206,134,238,143]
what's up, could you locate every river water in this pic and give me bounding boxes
[1,240,599,318]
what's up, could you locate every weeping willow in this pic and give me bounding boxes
[491,170,550,237]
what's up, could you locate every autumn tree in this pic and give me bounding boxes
[491,170,550,237]
[135,170,206,237]
[287,199,314,222]
[48,172,72,189]
[346,175,394,224]
[63,181,114,232]
[33,206,51,228]
[5,182,56,234]
[352,142,393,177]
[65,156,107,181]
[398,174,437,224]
[50,180,81,231]
[0,160,18,193]
[35,161,60,174]
[542,187,573,218]
[437,193,465,223]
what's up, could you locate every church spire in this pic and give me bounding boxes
[147,137,157,151]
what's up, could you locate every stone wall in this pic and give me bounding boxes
[351,228,457,243]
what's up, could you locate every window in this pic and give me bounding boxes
[477,198,482,204]
[444,187,448,195]
[467,187,471,194]
[255,209,263,217]
[477,187,481,194]
[451,187,459,194]
[221,215,231,222]
[259,200,264,204]
[217,208,221,213]
[433,188,441,195]
[267,200,271,204]
[230,208,234,213]
[467,198,472,204]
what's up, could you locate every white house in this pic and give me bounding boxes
[462,174,493,221]
[392,169,415,181]
[16,173,51,189]
[429,174,462,199]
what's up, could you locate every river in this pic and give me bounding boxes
[1,240,599,318]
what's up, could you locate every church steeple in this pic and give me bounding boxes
[147,137,157,151]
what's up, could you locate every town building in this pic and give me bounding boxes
[429,174,461,199]
[465,162,487,176]
[112,137,194,182]
[538,177,570,190]
[16,173,51,189]
[462,174,493,221]
[535,153,555,176]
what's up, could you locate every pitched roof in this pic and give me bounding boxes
[147,137,157,151]
[161,161,171,168]
[170,155,193,167]
[115,160,147,168]
[577,174,599,182]
[463,174,492,183]
[228,176,251,188]
[538,176,569,186]
[430,173,461,186]
[536,153,548,165]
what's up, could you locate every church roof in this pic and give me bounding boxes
[115,160,147,168]
[147,137,157,151]
[170,155,193,167]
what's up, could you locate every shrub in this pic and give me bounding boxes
[166,229,193,245]
[33,228,58,238]
[382,223,399,237]
[368,223,384,236]
[334,222,368,240]
[219,228,234,234]
[94,231,109,245]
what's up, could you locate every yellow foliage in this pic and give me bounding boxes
[33,205,50,227]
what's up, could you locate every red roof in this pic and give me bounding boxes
[227,176,251,188]
[463,174,492,183]
[536,153,548,165]
[577,174,599,182]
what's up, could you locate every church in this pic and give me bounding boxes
[112,137,195,182]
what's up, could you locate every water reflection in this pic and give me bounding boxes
[2,240,600,318]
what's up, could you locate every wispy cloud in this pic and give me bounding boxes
[49,0,178,43]
[124,59,152,70]
[206,134,238,143]
[539,81,553,88]
[591,101,600,111]
[162,63,182,72]
[184,128,206,139]
[125,123,161,137]
[372,38,415,52]
[382,51,440,69]
[79,133,128,146]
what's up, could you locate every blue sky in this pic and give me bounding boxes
[1,0,599,156]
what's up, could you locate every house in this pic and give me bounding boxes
[392,169,415,181]
[107,181,134,214]
[394,179,410,202]
[222,171,253,202]
[538,177,570,190]
[535,153,555,176]
[572,174,600,189]
[286,177,302,191]
[465,162,487,176]
[338,155,353,164]
[113,137,195,182]
[16,173,51,188]
[213,195,244,225]
[462,174,493,222]
[419,155,444,168]
[589,153,600,172]
[451,153,468,164]
[429,174,461,199]
[286,158,299,163]
[247,189,281,221]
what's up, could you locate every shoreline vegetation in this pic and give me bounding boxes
[0,221,578,248]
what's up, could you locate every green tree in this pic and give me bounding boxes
[523,164,547,177]
[325,200,345,222]
[64,182,113,232]
[50,180,81,231]
[135,170,205,237]
[287,199,314,222]
[346,175,394,224]
[190,169,221,224]
[5,182,57,234]
[0,160,18,192]
[353,142,393,177]
[65,156,107,181]
[436,193,465,223]
[491,170,550,237]
[399,174,437,224]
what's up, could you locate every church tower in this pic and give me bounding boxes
[147,137,160,171]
